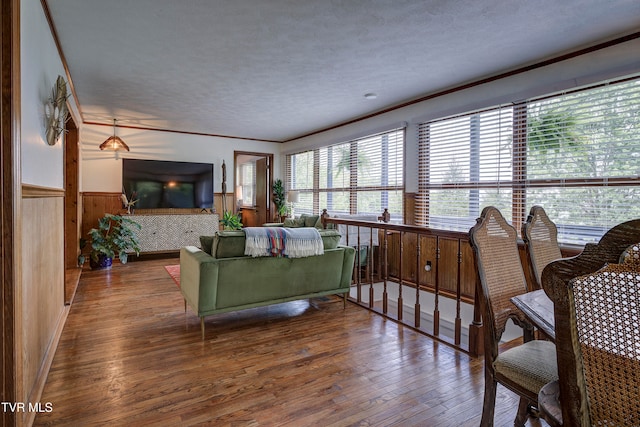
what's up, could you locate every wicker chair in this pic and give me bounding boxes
[522,205,562,289]
[541,220,640,426]
[469,206,558,427]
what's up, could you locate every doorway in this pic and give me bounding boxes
[234,151,273,227]
[63,114,80,304]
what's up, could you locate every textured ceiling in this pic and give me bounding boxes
[46,0,640,142]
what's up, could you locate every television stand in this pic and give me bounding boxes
[127,212,219,253]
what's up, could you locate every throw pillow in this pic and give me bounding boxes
[300,214,320,228]
[199,235,215,255]
[319,230,341,249]
[283,217,305,228]
[212,230,246,258]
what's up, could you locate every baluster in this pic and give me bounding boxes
[398,231,404,321]
[455,239,462,346]
[383,230,388,314]
[433,236,440,336]
[356,226,362,303]
[469,282,484,357]
[415,233,421,328]
[368,227,374,308]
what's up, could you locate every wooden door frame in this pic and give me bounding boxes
[233,151,273,223]
[63,115,79,304]
[2,1,19,426]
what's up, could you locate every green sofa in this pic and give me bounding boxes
[179,228,356,339]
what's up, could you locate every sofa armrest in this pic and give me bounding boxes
[262,222,284,227]
[339,245,356,287]
[180,246,220,315]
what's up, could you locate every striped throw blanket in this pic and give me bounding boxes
[244,227,324,258]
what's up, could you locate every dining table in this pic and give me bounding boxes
[510,288,555,341]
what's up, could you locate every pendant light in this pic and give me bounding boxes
[99,118,130,159]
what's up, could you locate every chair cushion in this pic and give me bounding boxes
[494,340,558,395]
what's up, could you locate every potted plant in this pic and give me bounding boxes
[220,211,243,230]
[273,178,287,221]
[78,237,88,267]
[88,213,141,269]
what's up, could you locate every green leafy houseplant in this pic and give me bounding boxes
[220,211,243,230]
[88,213,141,268]
[273,178,287,220]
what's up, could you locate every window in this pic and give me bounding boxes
[237,161,255,206]
[287,128,404,220]
[417,76,640,244]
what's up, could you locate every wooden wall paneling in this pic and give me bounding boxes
[21,195,67,426]
[213,192,233,216]
[81,192,123,238]
[391,237,535,304]
[418,234,437,288]
[386,231,399,278]
[458,241,477,302]
[437,237,461,297]
[401,232,417,283]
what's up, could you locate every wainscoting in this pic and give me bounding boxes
[21,185,68,426]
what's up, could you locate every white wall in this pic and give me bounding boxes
[282,38,640,193]
[80,124,282,193]
[21,0,77,188]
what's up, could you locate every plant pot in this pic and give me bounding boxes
[90,254,113,270]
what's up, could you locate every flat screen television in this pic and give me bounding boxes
[122,159,214,209]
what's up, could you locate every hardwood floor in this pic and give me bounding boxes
[34,258,548,426]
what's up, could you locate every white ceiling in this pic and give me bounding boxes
[46,0,640,142]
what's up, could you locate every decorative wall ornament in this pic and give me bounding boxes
[45,75,70,146]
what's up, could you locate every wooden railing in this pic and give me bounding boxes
[320,209,583,356]
[321,209,483,356]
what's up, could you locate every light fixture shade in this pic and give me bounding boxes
[99,135,130,152]
[287,190,299,203]
[100,119,130,154]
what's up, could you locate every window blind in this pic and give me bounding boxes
[524,79,640,243]
[417,76,640,244]
[286,128,404,219]
[286,150,315,215]
[417,107,515,230]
